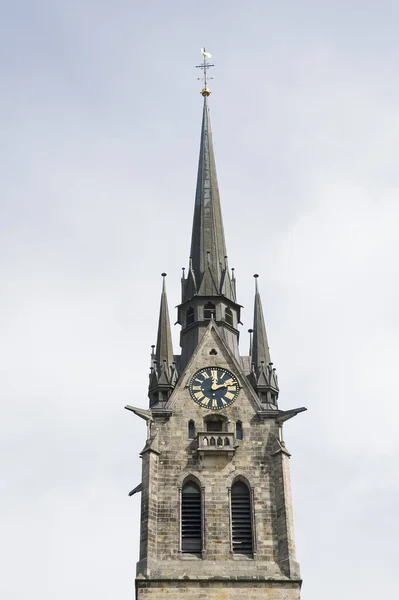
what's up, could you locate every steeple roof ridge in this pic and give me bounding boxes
[155,273,174,367]
[183,96,234,302]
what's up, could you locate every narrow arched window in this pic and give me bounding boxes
[236,421,243,440]
[204,302,216,320]
[225,306,233,326]
[181,482,202,553]
[231,481,253,555]
[188,420,195,439]
[186,307,194,326]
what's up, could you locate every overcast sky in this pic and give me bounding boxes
[1,1,399,598]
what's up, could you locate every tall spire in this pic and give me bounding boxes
[182,96,235,302]
[249,274,279,407]
[177,51,241,368]
[155,273,174,367]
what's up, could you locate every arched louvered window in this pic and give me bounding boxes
[188,420,195,439]
[181,482,202,553]
[186,306,194,326]
[225,306,233,326]
[236,421,243,440]
[231,481,253,555]
[204,302,216,320]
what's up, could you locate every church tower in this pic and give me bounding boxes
[126,53,306,600]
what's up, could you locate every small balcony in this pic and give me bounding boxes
[197,431,236,457]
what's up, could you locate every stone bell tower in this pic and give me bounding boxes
[126,52,306,600]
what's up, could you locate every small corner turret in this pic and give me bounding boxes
[148,273,178,408]
[247,274,279,409]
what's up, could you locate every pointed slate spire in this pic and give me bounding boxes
[155,273,174,367]
[183,96,235,302]
[149,274,178,408]
[252,274,271,368]
[249,275,279,407]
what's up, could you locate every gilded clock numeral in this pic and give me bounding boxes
[227,386,236,392]
[224,391,235,400]
[212,398,218,408]
[194,391,204,400]
[192,385,201,391]
[201,371,210,379]
[220,398,227,406]
[211,369,218,380]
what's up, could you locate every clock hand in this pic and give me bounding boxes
[211,382,228,391]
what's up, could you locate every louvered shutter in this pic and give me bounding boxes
[182,483,202,553]
[231,481,253,555]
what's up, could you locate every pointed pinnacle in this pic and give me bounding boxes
[252,274,271,370]
[155,273,174,368]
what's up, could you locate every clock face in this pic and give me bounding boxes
[189,367,240,410]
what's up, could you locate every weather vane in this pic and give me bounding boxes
[196,48,214,97]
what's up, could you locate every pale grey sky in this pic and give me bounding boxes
[1,1,399,599]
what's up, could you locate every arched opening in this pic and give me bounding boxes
[225,306,233,326]
[236,421,243,440]
[188,420,195,440]
[231,481,253,555]
[204,302,216,320]
[186,306,194,326]
[181,481,202,553]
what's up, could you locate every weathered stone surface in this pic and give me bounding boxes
[135,324,301,598]
[136,579,301,599]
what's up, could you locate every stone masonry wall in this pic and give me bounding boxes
[136,580,301,600]
[136,326,300,592]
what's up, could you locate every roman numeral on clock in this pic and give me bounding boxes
[189,367,240,410]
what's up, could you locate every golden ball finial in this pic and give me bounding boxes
[201,87,211,97]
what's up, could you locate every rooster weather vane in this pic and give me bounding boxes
[196,48,214,97]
